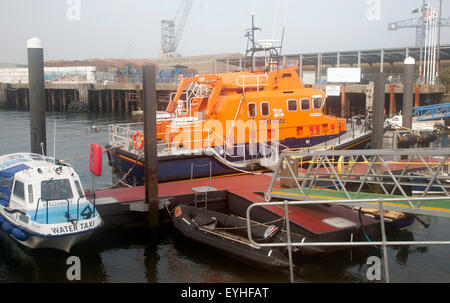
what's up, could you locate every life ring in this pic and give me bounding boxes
[133,131,144,150]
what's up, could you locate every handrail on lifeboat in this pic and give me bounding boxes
[235,74,269,93]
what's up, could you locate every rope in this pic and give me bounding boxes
[60,146,124,163]
[109,152,143,189]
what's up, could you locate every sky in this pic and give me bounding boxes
[0,0,449,64]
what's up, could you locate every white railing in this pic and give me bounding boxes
[236,74,269,93]
[109,123,144,153]
[109,122,281,169]
[169,82,212,118]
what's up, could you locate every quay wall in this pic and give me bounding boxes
[0,66,118,84]
[0,83,6,108]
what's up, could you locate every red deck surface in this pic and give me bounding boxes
[93,173,374,235]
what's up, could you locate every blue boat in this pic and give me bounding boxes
[410,172,450,195]
[0,153,103,252]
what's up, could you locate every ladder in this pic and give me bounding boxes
[190,162,214,209]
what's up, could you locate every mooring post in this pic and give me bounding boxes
[372,73,385,150]
[143,65,159,229]
[389,85,395,117]
[403,57,415,130]
[27,37,46,155]
[372,73,385,194]
[414,85,420,108]
[341,84,346,120]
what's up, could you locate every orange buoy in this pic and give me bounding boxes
[133,131,145,150]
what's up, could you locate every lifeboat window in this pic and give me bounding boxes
[28,184,34,204]
[12,180,25,201]
[248,103,257,118]
[313,97,323,110]
[301,99,311,111]
[41,179,73,201]
[261,102,270,117]
[287,99,298,112]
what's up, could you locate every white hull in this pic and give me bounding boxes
[14,230,94,253]
[0,207,103,253]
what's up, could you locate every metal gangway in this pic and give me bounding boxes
[247,148,450,283]
[413,102,450,121]
[265,148,450,217]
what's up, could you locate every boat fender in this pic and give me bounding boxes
[132,132,145,150]
[2,221,13,234]
[174,207,182,218]
[263,225,280,240]
[11,227,28,241]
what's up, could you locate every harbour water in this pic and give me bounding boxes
[0,109,449,283]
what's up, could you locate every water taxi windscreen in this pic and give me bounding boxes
[41,179,74,201]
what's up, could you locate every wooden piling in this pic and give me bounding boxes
[51,90,55,111]
[341,84,346,119]
[15,90,20,110]
[125,91,129,115]
[105,90,110,112]
[24,89,29,111]
[389,85,396,117]
[143,65,159,230]
[62,90,66,111]
[415,85,420,108]
[119,91,123,114]
[111,90,115,113]
[98,90,103,113]
[372,73,385,150]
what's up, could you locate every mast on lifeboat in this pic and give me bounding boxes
[243,14,283,73]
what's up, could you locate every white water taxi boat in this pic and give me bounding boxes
[0,153,103,252]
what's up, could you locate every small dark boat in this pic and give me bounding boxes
[172,205,321,270]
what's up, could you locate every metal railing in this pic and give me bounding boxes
[109,122,281,168]
[413,102,450,121]
[246,196,450,283]
[191,162,213,210]
[34,198,71,224]
[109,123,145,153]
[236,74,268,93]
[266,148,450,210]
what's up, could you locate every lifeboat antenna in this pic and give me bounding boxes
[244,14,282,73]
